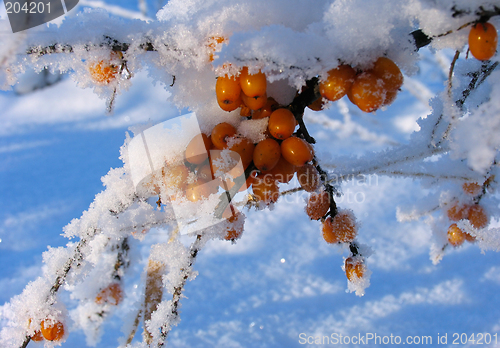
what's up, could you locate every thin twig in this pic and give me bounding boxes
[126,309,143,345]
[447,51,461,98]
[158,234,204,346]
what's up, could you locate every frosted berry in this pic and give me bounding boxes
[447,223,466,247]
[88,52,121,84]
[446,202,470,222]
[185,179,218,202]
[345,256,364,281]
[185,133,212,165]
[319,64,356,102]
[305,191,330,220]
[211,122,237,149]
[252,174,279,204]
[162,164,190,192]
[469,22,498,61]
[28,319,44,342]
[95,283,123,305]
[224,211,244,240]
[240,66,267,97]
[322,210,357,244]
[371,57,403,92]
[462,182,482,196]
[31,329,44,342]
[41,320,64,341]
[348,72,386,113]
[262,155,296,184]
[297,163,321,192]
[468,204,488,229]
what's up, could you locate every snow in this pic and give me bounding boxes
[1,0,500,347]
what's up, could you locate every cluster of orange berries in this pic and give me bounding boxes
[214,63,367,276]
[182,122,315,233]
[306,191,364,282]
[317,57,404,113]
[215,66,270,113]
[468,22,498,61]
[307,192,364,282]
[446,181,490,247]
[153,114,313,239]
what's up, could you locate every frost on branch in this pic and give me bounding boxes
[1,0,500,347]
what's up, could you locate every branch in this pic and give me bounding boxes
[157,234,205,346]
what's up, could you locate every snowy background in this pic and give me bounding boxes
[1,0,500,347]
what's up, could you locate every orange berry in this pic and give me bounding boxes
[185,133,212,165]
[162,164,189,193]
[370,57,403,92]
[241,91,267,110]
[185,179,218,202]
[41,320,64,341]
[447,223,466,247]
[209,149,242,179]
[240,105,252,117]
[305,190,330,220]
[297,163,321,192]
[228,136,255,170]
[268,108,296,139]
[253,138,281,171]
[469,22,498,61]
[89,62,118,85]
[462,182,482,196]
[95,283,123,305]
[253,97,278,119]
[240,66,267,97]
[446,202,470,221]
[345,256,364,281]
[382,88,398,106]
[348,72,386,113]
[211,122,237,149]
[307,96,326,111]
[322,210,357,244]
[468,204,488,229]
[217,95,242,112]
[216,75,242,112]
[319,64,356,102]
[196,162,214,182]
[28,319,44,342]
[261,155,296,184]
[224,211,244,240]
[31,330,44,342]
[88,51,121,84]
[280,136,314,167]
[252,175,279,204]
